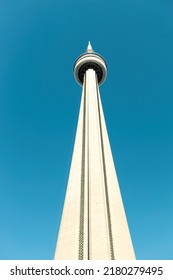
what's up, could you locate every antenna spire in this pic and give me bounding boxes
[86,41,93,52]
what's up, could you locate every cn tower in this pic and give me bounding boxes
[54,43,135,260]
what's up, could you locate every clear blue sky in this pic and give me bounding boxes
[0,0,172,260]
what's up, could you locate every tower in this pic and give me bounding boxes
[54,43,135,260]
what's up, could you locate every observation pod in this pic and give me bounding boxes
[74,42,107,86]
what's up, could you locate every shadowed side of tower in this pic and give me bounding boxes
[54,43,135,260]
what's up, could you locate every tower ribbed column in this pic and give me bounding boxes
[54,43,135,260]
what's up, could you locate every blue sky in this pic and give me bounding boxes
[0,0,172,259]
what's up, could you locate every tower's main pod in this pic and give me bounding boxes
[54,43,135,260]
